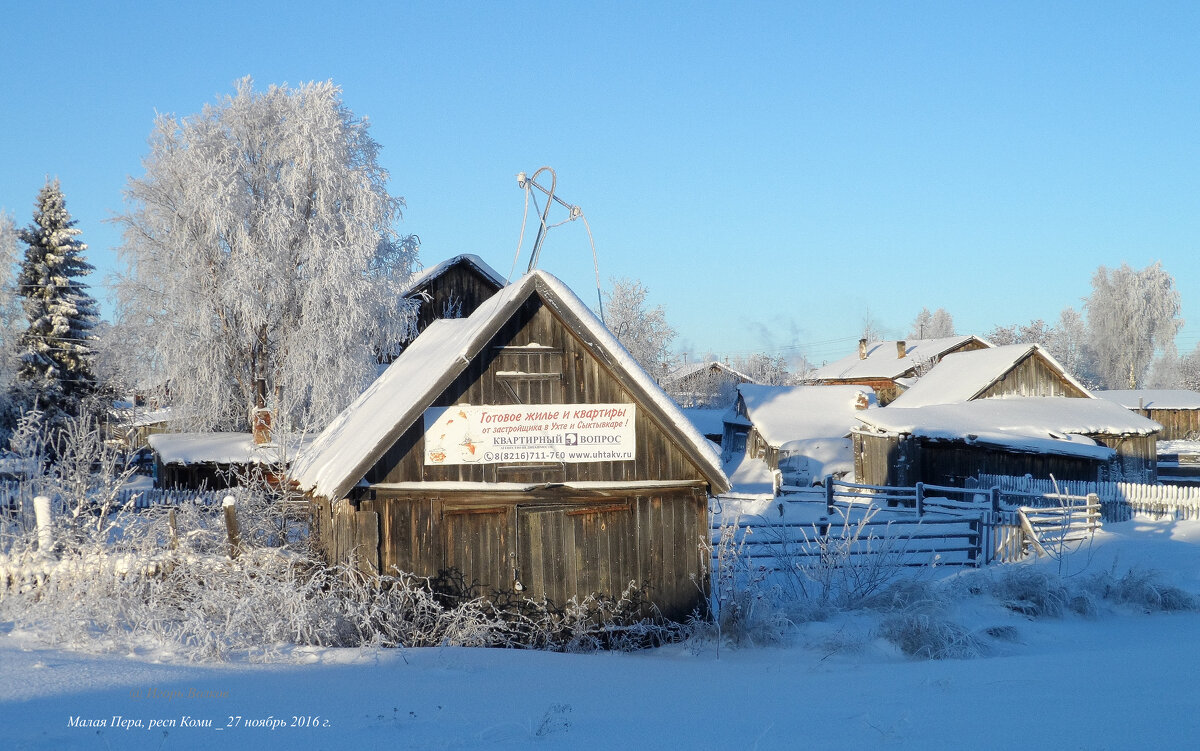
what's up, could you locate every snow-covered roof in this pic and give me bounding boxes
[889,344,1090,408]
[730,384,875,447]
[808,336,988,382]
[402,254,506,297]
[291,270,730,501]
[148,433,306,466]
[1095,389,1200,411]
[854,397,1162,460]
[663,361,755,386]
[681,407,728,438]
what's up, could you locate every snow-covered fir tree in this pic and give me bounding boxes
[13,180,100,426]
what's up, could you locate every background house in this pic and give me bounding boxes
[1095,389,1200,442]
[148,432,298,489]
[380,254,507,363]
[853,397,1162,487]
[661,360,756,408]
[722,383,875,491]
[806,336,990,405]
[888,343,1091,408]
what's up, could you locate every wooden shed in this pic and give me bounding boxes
[381,254,508,363]
[406,253,506,331]
[291,270,730,621]
[806,336,991,405]
[148,432,291,490]
[722,384,874,489]
[888,344,1090,408]
[1095,390,1200,442]
[853,397,1161,487]
[661,360,756,408]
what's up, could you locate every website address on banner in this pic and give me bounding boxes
[481,450,635,462]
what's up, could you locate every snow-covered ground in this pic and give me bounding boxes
[5,516,1200,750]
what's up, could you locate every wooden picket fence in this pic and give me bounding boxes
[977,473,1200,522]
[713,477,1102,570]
[111,488,229,509]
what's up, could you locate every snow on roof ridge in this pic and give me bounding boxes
[1095,389,1200,410]
[401,253,507,297]
[889,343,1091,408]
[808,335,988,381]
[733,383,876,447]
[856,396,1161,438]
[664,360,755,384]
[291,269,729,500]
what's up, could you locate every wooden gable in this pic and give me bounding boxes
[364,292,711,487]
[975,349,1089,400]
[407,258,505,334]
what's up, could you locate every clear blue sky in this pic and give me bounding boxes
[3,2,1200,367]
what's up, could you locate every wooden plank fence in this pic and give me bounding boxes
[713,477,1102,570]
[977,473,1200,521]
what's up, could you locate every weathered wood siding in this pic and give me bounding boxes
[853,431,908,486]
[1135,409,1200,441]
[365,297,709,486]
[1092,433,1158,483]
[410,263,503,334]
[312,485,710,621]
[854,431,1104,487]
[976,354,1088,400]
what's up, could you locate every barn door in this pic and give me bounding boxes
[441,506,514,596]
[514,501,634,607]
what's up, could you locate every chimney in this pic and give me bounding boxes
[252,408,272,446]
[897,340,907,359]
[854,391,871,410]
[858,338,868,360]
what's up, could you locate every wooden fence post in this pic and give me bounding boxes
[915,482,924,515]
[222,495,241,560]
[990,487,1001,513]
[168,507,178,550]
[34,495,53,557]
[825,475,835,514]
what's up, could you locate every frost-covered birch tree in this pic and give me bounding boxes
[0,213,22,415]
[908,307,955,339]
[114,78,419,432]
[1084,262,1182,389]
[12,181,99,427]
[601,277,676,377]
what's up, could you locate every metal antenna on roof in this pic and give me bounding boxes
[514,167,606,322]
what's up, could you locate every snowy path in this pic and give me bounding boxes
[5,517,1200,750]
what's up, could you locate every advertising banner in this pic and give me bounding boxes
[423,403,637,465]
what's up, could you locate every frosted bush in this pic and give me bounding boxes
[878,605,983,660]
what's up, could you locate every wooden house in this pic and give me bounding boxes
[723,384,874,490]
[406,253,506,333]
[290,270,730,621]
[661,360,756,408]
[806,336,991,405]
[148,432,294,490]
[888,344,1091,408]
[1095,390,1200,442]
[381,254,508,363]
[852,397,1162,487]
